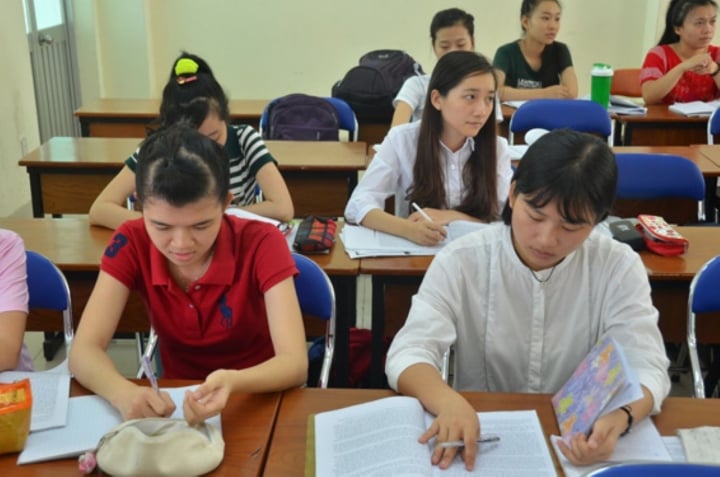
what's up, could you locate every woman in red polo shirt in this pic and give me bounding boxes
[69,126,307,424]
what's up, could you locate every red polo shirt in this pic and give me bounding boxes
[101,215,297,379]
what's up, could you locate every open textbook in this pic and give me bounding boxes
[552,335,643,443]
[17,385,222,465]
[313,396,556,477]
[340,221,488,258]
[0,359,70,432]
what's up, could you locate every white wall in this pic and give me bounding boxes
[0,0,37,217]
[72,0,715,103]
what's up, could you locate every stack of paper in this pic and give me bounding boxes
[609,95,647,116]
[669,100,720,117]
[340,221,488,258]
[677,426,720,464]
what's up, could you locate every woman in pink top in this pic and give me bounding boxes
[641,0,720,105]
[0,229,33,372]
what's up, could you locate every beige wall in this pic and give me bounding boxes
[72,0,720,103]
[0,0,37,217]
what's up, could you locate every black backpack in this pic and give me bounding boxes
[263,93,340,141]
[331,49,423,122]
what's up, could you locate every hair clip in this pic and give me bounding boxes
[176,75,198,85]
[174,58,199,77]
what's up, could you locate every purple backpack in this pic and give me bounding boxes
[264,94,340,141]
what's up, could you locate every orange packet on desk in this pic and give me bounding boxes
[0,378,32,454]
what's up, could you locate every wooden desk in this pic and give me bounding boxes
[361,226,720,387]
[694,144,720,167]
[263,387,720,476]
[0,217,359,387]
[74,98,268,137]
[0,379,281,476]
[617,105,708,146]
[18,137,367,218]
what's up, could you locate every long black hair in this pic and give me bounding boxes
[658,0,718,45]
[502,129,617,226]
[409,51,499,221]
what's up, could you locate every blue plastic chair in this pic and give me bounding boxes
[687,255,720,398]
[508,99,613,145]
[138,253,336,388]
[614,153,706,223]
[259,95,358,141]
[292,253,336,388]
[25,251,73,349]
[585,463,720,476]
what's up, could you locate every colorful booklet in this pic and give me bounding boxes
[552,335,643,443]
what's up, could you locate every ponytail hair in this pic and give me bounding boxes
[159,51,230,128]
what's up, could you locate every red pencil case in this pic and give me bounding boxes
[635,214,689,256]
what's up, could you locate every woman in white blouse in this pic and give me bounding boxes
[344,51,512,245]
[385,129,670,470]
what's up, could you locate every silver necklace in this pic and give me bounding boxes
[529,265,557,283]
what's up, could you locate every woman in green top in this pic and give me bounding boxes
[493,0,578,101]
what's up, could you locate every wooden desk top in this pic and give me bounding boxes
[0,216,358,277]
[693,144,720,167]
[18,137,368,172]
[359,226,720,280]
[74,98,268,120]
[0,379,280,477]
[263,388,720,477]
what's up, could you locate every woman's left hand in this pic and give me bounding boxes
[557,410,626,465]
[182,369,233,425]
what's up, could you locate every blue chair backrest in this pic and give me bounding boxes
[292,253,334,320]
[509,99,612,141]
[692,255,720,314]
[614,153,705,200]
[26,250,70,311]
[585,463,720,476]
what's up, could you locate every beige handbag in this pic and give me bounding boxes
[95,418,224,477]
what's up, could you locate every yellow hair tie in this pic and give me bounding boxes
[174,58,199,77]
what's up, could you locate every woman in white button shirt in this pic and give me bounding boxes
[385,130,670,470]
[345,51,513,245]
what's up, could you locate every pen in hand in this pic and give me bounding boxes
[141,355,160,396]
[437,434,501,448]
[411,202,434,223]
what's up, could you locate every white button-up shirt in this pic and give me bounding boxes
[386,222,670,414]
[344,121,513,223]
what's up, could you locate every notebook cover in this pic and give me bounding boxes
[551,335,628,441]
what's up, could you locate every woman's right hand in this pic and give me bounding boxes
[405,219,447,245]
[418,392,480,470]
[683,52,714,74]
[113,384,176,420]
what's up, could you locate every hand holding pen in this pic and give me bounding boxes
[408,202,447,245]
[114,355,176,420]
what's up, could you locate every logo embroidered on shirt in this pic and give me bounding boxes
[219,295,233,329]
[104,233,128,258]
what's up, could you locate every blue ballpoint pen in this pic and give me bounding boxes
[437,435,501,448]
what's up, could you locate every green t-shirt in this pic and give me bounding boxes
[493,40,573,89]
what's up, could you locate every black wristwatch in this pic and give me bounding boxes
[619,405,634,437]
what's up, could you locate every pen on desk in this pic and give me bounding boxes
[411,202,433,222]
[437,435,501,448]
[141,355,160,395]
